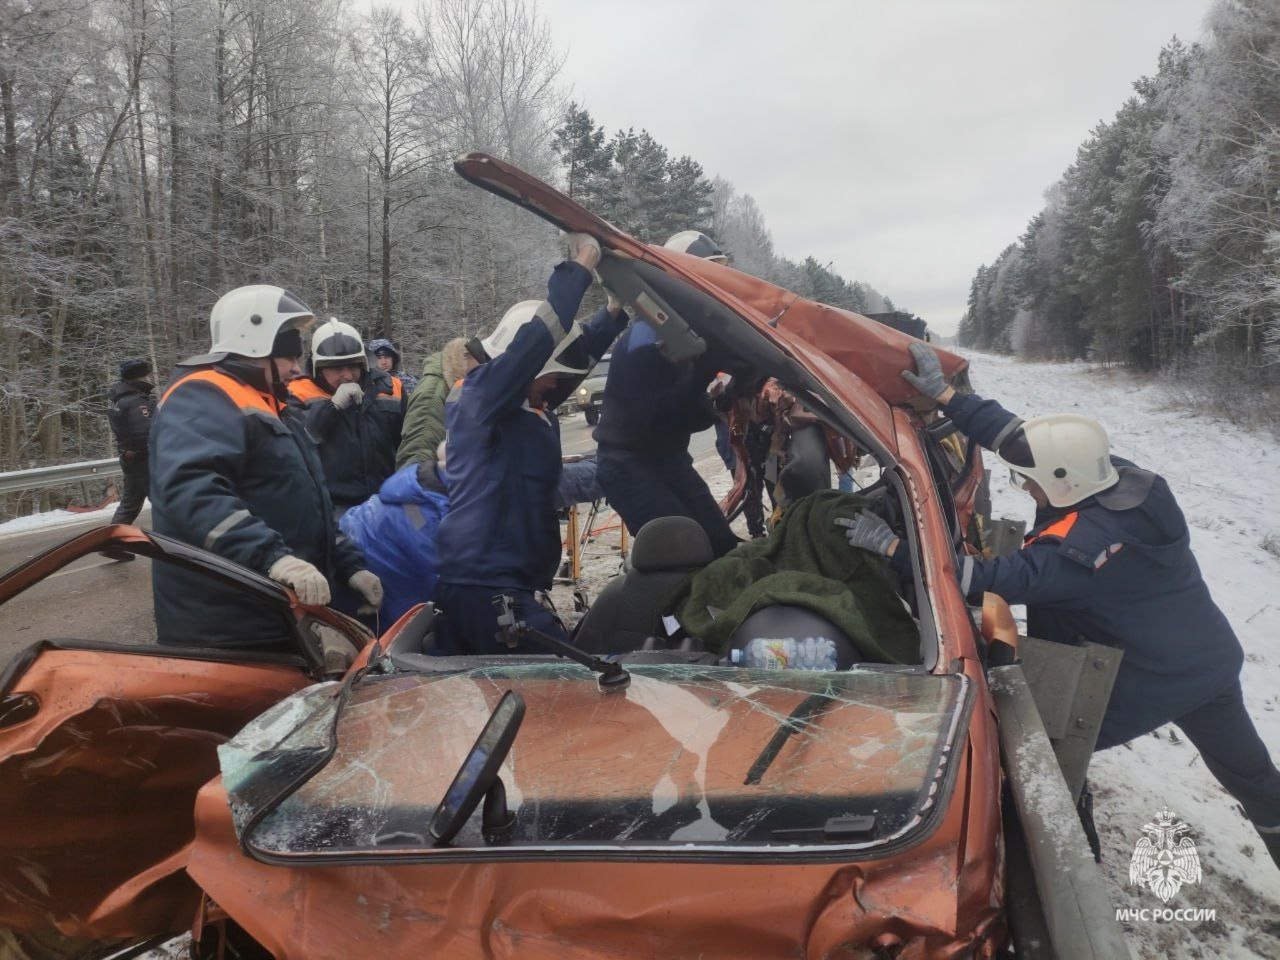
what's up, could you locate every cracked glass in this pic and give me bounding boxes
[226,663,966,859]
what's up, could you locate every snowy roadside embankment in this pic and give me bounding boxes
[962,349,1280,960]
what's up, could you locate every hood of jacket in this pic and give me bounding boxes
[440,337,471,388]
[377,464,450,506]
[368,338,401,366]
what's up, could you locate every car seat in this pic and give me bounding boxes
[574,516,713,654]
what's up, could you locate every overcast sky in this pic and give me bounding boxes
[534,0,1214,334]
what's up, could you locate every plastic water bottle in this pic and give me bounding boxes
[731,637,839,671]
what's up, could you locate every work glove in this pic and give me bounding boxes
[268,554,332,606]
[332,381,364,409]
[900,341,948,401]
[310,622,360,674]
[834,511,898,557]
[566,232,601,271]
[348,569,384,614]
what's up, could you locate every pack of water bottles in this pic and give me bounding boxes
[729,636,839,671]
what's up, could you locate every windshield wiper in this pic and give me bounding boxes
[771,815,877,843]
[744,690,838,785]
[492,594,630,692]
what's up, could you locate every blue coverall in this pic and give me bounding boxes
[593,319,738,557]
[433,261,624,655]
[908,391,1280,866]
[150,358,365,649]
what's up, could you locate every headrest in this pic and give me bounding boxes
[630,516,714,573]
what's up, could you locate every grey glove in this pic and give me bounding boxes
[901,341,948,401]
[348,569,384,614]
[332,381,364,409]
[268,554,332,605]
[834,511,898,557]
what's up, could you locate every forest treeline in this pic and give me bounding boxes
[0,0,892,473]
[960,0,1279,416]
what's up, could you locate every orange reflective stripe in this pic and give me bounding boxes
[389,376,404,402]
[162,369,280,417]
[1024,511,1079,546]
[287,378,329,403]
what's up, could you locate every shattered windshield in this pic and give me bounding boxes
[228,663,967,860]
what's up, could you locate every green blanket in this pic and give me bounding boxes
[668,490,920,663]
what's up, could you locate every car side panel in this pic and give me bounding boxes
[0,645,309,939]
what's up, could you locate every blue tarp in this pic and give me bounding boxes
[340,459,602,626]
[340,466,451,625]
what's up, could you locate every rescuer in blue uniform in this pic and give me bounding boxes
[592,231,739,558]
[433,235,626,655]
[150,285,382,652]
[837,341,1280,869]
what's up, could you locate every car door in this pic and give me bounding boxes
[0,524,368,948]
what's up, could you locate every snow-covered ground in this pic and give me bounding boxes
[0,500,120,537]
[961,350,1280,960]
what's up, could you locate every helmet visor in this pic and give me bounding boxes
[997,427,1036,469]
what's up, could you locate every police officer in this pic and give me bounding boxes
[150,286,382,650]
[838,341,1280,868]
[433,234,625,655]
[592,230,738,558]
[104,359,156,559]
[287,319,406,516]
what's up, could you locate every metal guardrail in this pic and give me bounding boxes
[0,458,122,496]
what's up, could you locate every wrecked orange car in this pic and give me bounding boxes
[0,155,1127,960]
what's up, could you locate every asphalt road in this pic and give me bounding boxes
[0,412,719,669]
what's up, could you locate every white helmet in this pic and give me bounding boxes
[311,318,367,369]
[664,230,728,264]
[996,414,1120,508]
[207,285,315,359]
[478,300,592,379]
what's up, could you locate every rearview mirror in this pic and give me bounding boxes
[429,690,526,845]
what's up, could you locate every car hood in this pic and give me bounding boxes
[222,662,970,861]
[454,153,968,455]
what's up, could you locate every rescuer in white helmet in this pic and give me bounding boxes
[149,286,382,654]
[287,318,407,516]
[835,340,1280,870]
[432,234,628,655]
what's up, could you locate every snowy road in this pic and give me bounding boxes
[963,350,1280,960]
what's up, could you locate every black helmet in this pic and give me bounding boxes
[728,604,860,670]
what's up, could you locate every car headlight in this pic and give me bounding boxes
[578,387,587,397]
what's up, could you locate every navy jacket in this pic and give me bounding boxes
[940,392,1244,747]
[436,261,624,590]
[592,318,719,456]
[150,359,365,649]
[288,367,406,507]
[106,380,156,455]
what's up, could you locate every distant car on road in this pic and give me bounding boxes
[559,354,609,424]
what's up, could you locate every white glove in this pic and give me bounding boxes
[268,554,332,605]
[332,382,364,409]
[310,622,359,674]
[565,232,601,271]
[348,569,384,613]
